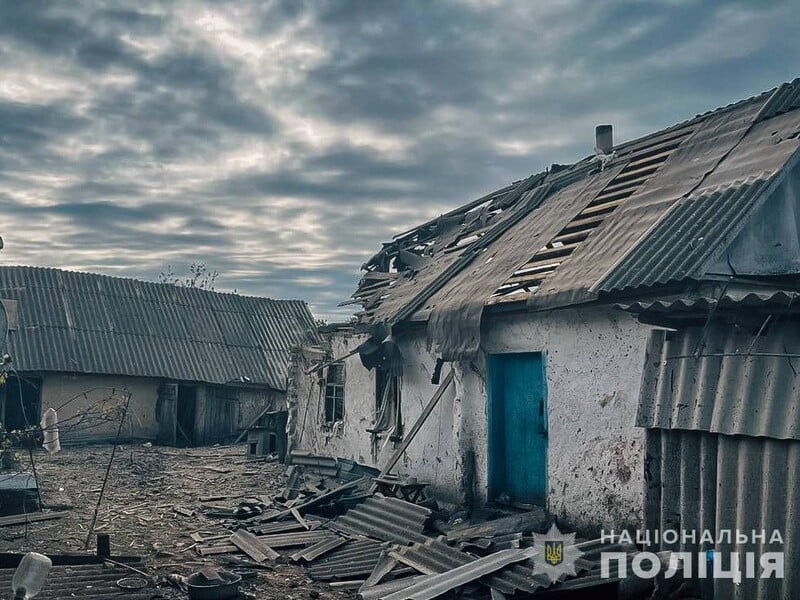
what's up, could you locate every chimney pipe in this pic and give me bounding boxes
[595,124,613,155]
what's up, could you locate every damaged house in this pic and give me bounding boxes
[288,73,800,559]
[0,266,318,446]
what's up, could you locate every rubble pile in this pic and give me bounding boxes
[0,445,659,599]
[191,450,645,600]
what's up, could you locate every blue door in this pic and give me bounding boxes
[488,352,548,505]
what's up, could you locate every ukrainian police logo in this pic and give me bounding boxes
[545,540,564,566]
[533,524,584,583]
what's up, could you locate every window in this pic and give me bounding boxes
[324,364,345,423]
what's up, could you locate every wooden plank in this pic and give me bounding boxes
[372,369,454,490]
[446,510,548,542]
[0,511,67,527]
[230,530,279,562]
[256,478,366,523]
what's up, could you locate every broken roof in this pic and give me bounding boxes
[347,78,800,360]
[0,266,319,390]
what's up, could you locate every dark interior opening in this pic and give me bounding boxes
[3,375,41,431]
[176,384,196,446]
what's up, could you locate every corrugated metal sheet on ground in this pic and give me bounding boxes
[0,266,319,390]
[381,547,536,600]
[637,324,800,440]
[307,539,389,581]
[0,561,156,599]
[644,428,800,600]
[387,537,595,597]
[326,496,432,545]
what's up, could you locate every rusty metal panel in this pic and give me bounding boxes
[0,266,319,390]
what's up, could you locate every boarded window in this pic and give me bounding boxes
[324,364,345,423]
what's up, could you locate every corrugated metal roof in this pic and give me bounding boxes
[344,78,800,360]
[326,496,432,545]
[637,324,800,440]
[0,266,319,390]
[595,176,773,292]
[756,77,800,122]
[618,287,800,314]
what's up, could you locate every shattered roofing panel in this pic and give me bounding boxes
[0,266,319,390]
[326,495,432,544]
[426,163,624,360]
[756,77,800,122]
[346,78,800,357]
[529,94,767,310]
[0,560,157,600]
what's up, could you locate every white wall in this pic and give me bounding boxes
[288,306,652,531]
[40,373,160,444]
[478,307,650,531]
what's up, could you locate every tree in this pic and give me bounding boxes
[158,263,219,290]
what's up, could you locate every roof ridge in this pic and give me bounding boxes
[0,264,306,304]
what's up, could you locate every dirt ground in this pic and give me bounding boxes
[0,443,352,599]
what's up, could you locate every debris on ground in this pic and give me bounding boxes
[0,445,660,599]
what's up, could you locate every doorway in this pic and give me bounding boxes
[2,375,41,431]
[176,384,197,446]
[487,352,548,505]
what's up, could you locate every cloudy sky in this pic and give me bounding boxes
[1,1,798,319]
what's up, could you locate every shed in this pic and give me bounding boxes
[0,266,319,446]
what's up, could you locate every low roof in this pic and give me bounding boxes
[348,78,800,360]
[0,266,319,390]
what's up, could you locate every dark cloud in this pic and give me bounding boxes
[1,0,799,319]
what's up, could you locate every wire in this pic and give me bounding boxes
[84,389,133,550]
